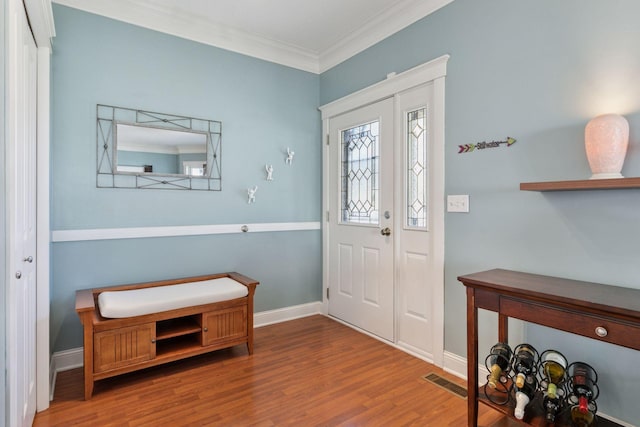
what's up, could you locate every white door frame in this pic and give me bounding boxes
[6,0,55,413]
[320,55,448,367]
[36,39,53,411]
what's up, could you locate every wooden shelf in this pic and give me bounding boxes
[156,316,201,341]
[156,334,201,357]
[520,177,640,192]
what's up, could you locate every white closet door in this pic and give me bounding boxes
[7,0,39,425]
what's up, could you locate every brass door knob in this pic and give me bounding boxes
[380,227,391,236]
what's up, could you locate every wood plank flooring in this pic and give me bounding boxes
[34,315,513,426]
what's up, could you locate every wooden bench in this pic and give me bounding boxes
[75,272,259,399]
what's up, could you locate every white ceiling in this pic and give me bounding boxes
[52,0,453,73]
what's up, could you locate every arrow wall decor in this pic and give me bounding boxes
[458,137,516,154]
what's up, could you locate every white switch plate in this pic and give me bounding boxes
[447,195,469,213]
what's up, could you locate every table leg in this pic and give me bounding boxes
[498,313,508,343]
[466,287,478,427]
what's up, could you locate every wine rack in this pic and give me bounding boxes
[459,269,640,427]
[480,386,618,427]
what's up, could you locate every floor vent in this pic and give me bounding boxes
[422,372,467,399]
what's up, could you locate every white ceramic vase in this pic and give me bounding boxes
[584,114,629,179]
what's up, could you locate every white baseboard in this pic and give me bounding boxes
[48,347,85,401]
[50,347,84,374]
[254,301,323,328]
[442,350,469,380]
[600,415,637,427]
[442,350,489,386]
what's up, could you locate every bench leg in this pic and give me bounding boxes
[84,376,94,401]
[81,312,95,400]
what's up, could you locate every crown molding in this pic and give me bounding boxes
[318,0,454,72]
[52,0,320,73]
[24,0,56,48]
[52,0,454,74]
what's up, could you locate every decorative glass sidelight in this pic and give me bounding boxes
[341,121,380,224]
[407,108,428,229]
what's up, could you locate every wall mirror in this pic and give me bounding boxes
[97,105,222,190]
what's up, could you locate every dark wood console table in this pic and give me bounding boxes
[459,269,640,427]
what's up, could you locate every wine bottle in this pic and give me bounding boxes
[539,350,567,399]
[570,403,596,427]
[542,392,562,423]
[566,362,599,427]
[538,350,568,422]
[514,374,537,420]
[486,342,512,388]
[511,344,538,390]
[568,362,599,414]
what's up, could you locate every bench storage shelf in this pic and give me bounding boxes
[76,272,259,399]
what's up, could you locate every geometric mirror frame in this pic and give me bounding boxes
[97,104,222,190]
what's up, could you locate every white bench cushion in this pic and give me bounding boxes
[98,277,248,318]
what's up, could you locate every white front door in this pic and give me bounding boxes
[7,1,39,425]
[327,98,395,341]
[322,57,447,365]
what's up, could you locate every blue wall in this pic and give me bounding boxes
[50,5,322,351]
[321,0,640,423]
[50,1,640,423]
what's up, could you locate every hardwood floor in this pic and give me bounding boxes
[34,315,512,426]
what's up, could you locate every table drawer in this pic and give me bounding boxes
[501,298,640,350]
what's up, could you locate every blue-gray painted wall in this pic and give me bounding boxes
[321,0,640,423]
[50,1,640,424]
[50,5,322,352]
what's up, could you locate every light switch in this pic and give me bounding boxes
[447,195,469,213]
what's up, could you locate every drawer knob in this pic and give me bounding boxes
[204,327,208,332]
[595,326,608,337]
[151,339,156,344]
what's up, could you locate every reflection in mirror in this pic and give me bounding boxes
[115,124,207,176]
[97,105,222,190]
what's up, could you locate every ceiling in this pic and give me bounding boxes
[52,0,453,73]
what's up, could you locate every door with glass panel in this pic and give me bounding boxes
[327,84,439,359]
[327,98,395,341]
